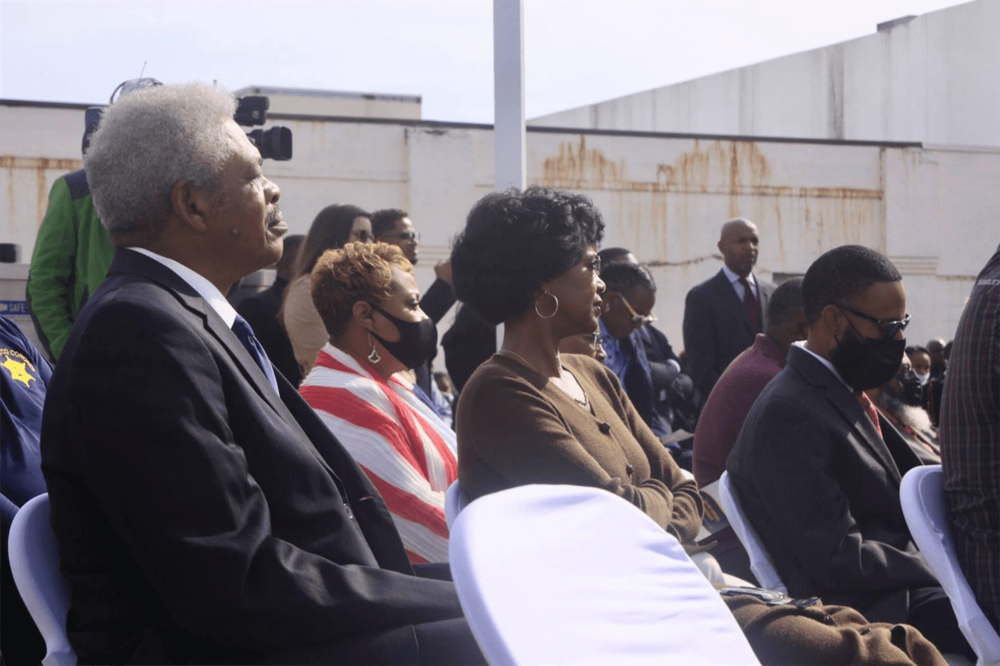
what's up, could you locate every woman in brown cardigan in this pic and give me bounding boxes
[449,186,702,542]
[448,186,948,666]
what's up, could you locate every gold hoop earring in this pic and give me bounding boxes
[367,333,381,364]
[535,292,559,319]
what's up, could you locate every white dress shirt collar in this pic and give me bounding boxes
[722,264,756,288]
[126,247,238,327]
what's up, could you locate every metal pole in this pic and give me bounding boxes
[492,0,526,351]
[493,0,526,191]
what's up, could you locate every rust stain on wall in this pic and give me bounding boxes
[1,156,82,232]
[540,137,625,186]
[0,156,80,170]
[655,140,772,206]
[535,138,884,279]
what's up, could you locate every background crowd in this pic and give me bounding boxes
[1,81,996,666]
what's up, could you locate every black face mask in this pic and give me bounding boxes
[368,304,438,370]
[895,369,924,407]
[830,315,906,391]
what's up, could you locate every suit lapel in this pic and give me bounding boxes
[711,270,754,336]
[787,346,902,482]
[109,250,342,478]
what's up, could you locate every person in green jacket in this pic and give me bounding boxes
[27,169,114,360]
[27,78,163,361]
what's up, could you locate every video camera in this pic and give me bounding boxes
[232,95,293,161]
[83,79,293,161]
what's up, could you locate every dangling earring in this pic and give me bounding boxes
[535,291,559,319]
[367,333,381,364]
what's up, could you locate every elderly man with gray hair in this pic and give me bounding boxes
[40,83,483,665]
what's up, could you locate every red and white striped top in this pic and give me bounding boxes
[299,344,457,563]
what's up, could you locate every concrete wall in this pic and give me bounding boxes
[2,102,997,356]
[529,1,1000,149]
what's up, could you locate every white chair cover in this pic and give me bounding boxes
[445,479,471,529]
[8,494,77,666]
[718,472,788,595]
[900,465,1000,666]
[448,484,760,665]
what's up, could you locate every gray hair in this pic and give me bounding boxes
[83,82,239,236]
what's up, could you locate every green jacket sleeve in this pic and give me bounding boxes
[27,176,79,360]
[27,171,114,361]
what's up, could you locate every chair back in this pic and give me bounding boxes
[8,494,77,666]
[445,479,470,529]
[448,484,760,665]
[718,472,787,594]
[900,465,1000,666]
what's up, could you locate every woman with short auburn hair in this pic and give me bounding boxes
[299,241,456,564]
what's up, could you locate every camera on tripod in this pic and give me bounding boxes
[83,80,293,161]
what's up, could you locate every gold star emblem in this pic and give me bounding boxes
[1,355,35,387]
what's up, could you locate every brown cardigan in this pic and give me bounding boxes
[456,353,702,543]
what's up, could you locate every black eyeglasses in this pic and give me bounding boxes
[381,232,420,242]
[617,292,657,326]
[838,304,911,339]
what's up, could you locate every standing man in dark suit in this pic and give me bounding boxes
[726,245,972,660]
[40,83,483,665]
[683,218,775,406]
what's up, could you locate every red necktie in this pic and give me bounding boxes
[857,391,883,439]
[739,277,760,333]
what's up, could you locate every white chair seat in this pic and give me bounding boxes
[445,479,470,529]
[448,484,760,665]
[901,465,1000,666]
[718,471,787,595]
[8,493,77,666]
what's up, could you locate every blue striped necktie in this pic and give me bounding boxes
[232,315,280,394]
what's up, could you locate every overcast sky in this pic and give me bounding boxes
[0,0,971,123]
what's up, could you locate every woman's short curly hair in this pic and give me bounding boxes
[450,186,605,324]
[310,241,412,339]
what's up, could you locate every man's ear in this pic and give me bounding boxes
[820,304,844,339]
[171,180,210,233]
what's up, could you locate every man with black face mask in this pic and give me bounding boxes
[727,245,974,661]
[866,354,941,464]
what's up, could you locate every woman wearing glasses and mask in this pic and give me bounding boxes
[450,186,702,544]
[299,242,456,564]
[282,204,374,378]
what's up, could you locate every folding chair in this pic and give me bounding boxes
[8,493,77,666]
[445,479,471,529]
[718,472,787,595]
[900,465,1000,666]
[448,483,759,665]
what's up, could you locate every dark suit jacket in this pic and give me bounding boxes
[420,277,456,326]
[725,345,938,623]
[41,250,465,664]
[414,277,456,398]
[683,269,775,404]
